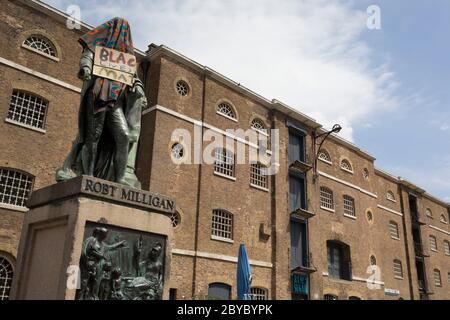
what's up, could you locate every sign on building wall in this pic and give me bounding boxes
[93,46,137,86]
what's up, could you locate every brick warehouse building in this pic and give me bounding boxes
[0,0,449,300]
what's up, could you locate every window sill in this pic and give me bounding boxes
[213,172,236,181]
[341,168,354,174]
[343,214,357,220]
[387,198,397,203]
[430,249,437,253]
[216,111,238,123]
[211,235,234,244]
[321,206,335,213]
[22,44,60,62]
[318,159,332,166]
[0,203,29,213]
[5,118,46,134]
[394,276,404,280]
[250,184,269,192]
[390,237,401,241]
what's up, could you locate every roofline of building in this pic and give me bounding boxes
[24,0,146,57]
[147,44,378,161]
[374,167,399,183]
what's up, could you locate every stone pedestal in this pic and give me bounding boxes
[10,176,175,300]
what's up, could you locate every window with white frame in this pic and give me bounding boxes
[444,240,450,256]
[363,168,370,180]
[425,208,433,218]
[434,269,442,287]
[23,35,57,58]
[214,148,235,178]
[320,187,334,211]
[0,255,14,300]
[430,235,438,252]
[211,210,233,240]
[217,103,236,120]
[343,195,355,218]
[171,211,181,228]
[393,259,403,279]
[250,118,267,134]
[324,294,338,300]
[318,149,332,164]
[175,80,189,97]
[0,168,34,208]
[387,191,396,202]
[389,221,400,240]
[7,90,49,131]
[440,214,448,224]
[250,163,268,189]
[250,287,268,300]
[340,159,353,173]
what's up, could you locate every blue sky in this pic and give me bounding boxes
[44,0,450,202]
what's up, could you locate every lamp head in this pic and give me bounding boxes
[331,124,342,134]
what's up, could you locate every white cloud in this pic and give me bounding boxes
[46,0,400,141]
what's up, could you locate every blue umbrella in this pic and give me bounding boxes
[237,244,252,300]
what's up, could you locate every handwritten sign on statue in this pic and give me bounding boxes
[93,46,137,86]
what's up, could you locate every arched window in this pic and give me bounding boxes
[208,283,231,300]
[318,149,332,164]
[216,103,236,120]
[250,287,268,300]
[0,254,14,300]
[389,221,400,240]
[425,208,433,218]
[214,148,235,178]
[0,168,34,208]
[387,191,396,202]
[434,269,442,287]
[6,90,49,131]
[250,118,267,134]
[327,240,352,280]
[211,210,233,240]
[393,259,403,279]
[349,296,361,300]
[22,35,57,58]
[324,294,338,300]
[440,214,448,224]
[343,195,356,218]
[340,159,353,173]
[320,187,334,211]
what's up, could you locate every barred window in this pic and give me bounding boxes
[349,296,361,300]
[363,168,370,180]
[6,90,49,130]
[430,236,437,252]
[0,255,14,300]
[444,241,450,256]
[434,269,442,287]
[250,163,268,189]
[343,195,355,218]
[387,191,396,202]
[0,168,33,208]
[212,210,233,240]
[389,221,400,240]
[393,260,403,279]
[318,149,332,164]
[425,208,433,218]
[23,35,57,58]
[320,187,334,211]
[217,103,236,120]
[214,149,235,178]
[370,255,377,266]
[440,214,448,224]
[448,272,450,284]
[324,294,337,300]
[250,287,268,300]
[340,159,353,173]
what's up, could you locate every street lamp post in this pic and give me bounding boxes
[312,124,342,181]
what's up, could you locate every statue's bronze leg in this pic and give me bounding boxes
[107,107,130,184]
[82,101,106,176]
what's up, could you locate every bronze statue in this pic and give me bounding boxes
[56,17,147,188]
